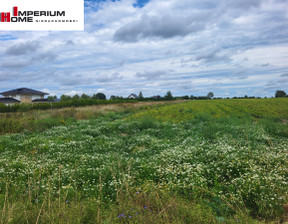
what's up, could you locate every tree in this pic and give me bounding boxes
[207,92,214,99]
[92,93,106,100]
[275,90,286,98]
[81,93,90,99]
[164,91,173,100]
[138,91,143,99]
[72,94,80,100]
[47,95,57,101]
[60,95,72,101]
[110,95,116,100]
[110,95,123,100]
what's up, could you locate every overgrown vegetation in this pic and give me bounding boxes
[0,98,287,223]
[0,99,137,113]
[0,101,175,135]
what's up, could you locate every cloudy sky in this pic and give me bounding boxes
[0,0,288,98]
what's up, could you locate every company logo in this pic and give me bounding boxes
[0,0,84,31]
[1,7,68,23]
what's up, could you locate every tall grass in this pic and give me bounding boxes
[0,101,175,135]
[0,99,139,113]
[0,177,259,224]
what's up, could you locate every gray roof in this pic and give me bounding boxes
[32,99,52,103]
[0,97,20,104]
[0,88,48,96]
[128,93,138,99]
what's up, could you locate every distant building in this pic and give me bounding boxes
[127,93,139,99]
[151,95,161,99]
[0,88,49,105]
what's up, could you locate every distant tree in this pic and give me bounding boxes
[190,95,195,100]
[138,91,144,99]
[207,92,214,99]
[164,91,173,100]
[60,95,72,101]
[92,93,106,100]
[110,95,117,100]
[275,90,286,98]
[183,95,189,100]
[72,94,80,100]
[81,93,90,99]
[47,95,57,101]
[109,95,124,100]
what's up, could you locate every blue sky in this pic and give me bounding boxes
[0,0,288,98]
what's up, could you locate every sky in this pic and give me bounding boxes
[0,0,288,98]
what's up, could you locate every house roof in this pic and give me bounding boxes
[128,93,138,98]
[0,97,20,104]
[0,88,48,96]
[32,99,53,103]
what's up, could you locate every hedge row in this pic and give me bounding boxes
[0,99,137,113]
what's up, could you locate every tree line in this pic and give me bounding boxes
[1,90,286,113]
[48,93,107,101]
[48,91,215,102]
[46,89,288,102]
[48,90,288,102]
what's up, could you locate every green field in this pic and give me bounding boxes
[0,99,287,223]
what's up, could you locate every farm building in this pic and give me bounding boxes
[0,88,49,105]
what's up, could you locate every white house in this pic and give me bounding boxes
[0,88,49,105]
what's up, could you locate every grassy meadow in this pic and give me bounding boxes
[0,98,287,223]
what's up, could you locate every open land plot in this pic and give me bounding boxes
[0,98,287,223]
